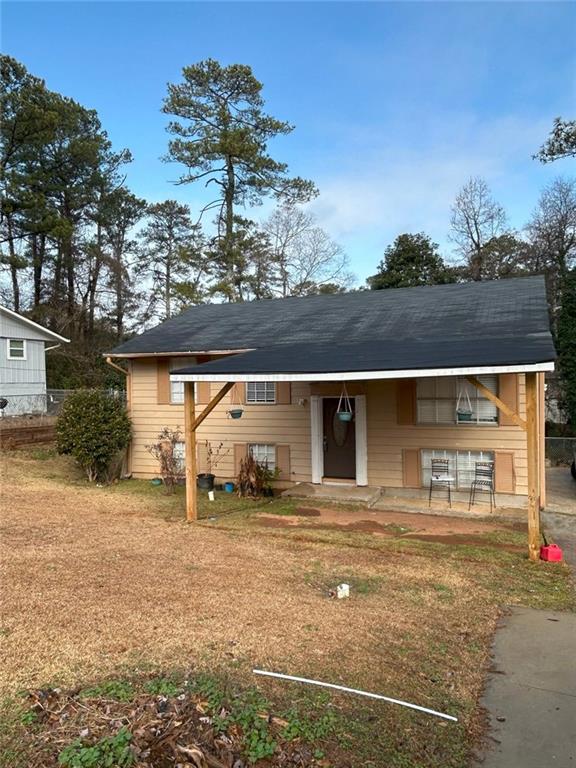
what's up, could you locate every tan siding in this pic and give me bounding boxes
[129,359,311,484]
[128,363,528,496]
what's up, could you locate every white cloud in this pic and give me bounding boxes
[306,114,553,270]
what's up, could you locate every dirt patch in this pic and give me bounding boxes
[257,506,523,538]
[405,533,524,553]
[295,506,322,517]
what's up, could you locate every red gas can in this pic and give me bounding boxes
[540,544,563,562]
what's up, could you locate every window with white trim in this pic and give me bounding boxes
[169,357,191,404]
[246,382,276,404]
[417,376,498,425]
[249,443,276,470]
[7,339,26,359]
[421,449,494,488]
[170,379,184,404]
[173,441,185,471]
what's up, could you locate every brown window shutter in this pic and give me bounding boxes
[196,382,211,405]
[494,452,515,493]
[276,445,291,480]
[157,359,171,404]
[498,374,519,426]
[231,383,246,404]
[197,440,209,474]
[403,448,421,488]
[276,382,291,405]
[397,380,417,425]
[234,443,247,476]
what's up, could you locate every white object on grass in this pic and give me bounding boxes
[336,583,350,599]
[208,490,215,501]
[252,669,458,722]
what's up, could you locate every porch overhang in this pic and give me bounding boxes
[172,362,553,383]
[170,337,555,383]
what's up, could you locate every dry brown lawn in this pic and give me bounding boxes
[1,448,573,767]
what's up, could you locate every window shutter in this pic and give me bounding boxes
[403,448,421,488]
[276,382,291,405]
[234,443,247,476]
[494,452,515,493]
[157,359,171,405]
[232,383,246,404]
[498,374,518,426]
[276,445,291,480]
[397,380,417,425]
[197,441,209,474]
[197,382,211,405]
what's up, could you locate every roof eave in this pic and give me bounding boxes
[1,305,70,343]
[171,361,555,383]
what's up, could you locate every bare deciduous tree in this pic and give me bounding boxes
[449,177,507,280]
[263,205,352,296]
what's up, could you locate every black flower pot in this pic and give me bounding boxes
[197,473,215,491]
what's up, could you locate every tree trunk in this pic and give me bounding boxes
[224,154,235,300]
[5,214,21,311]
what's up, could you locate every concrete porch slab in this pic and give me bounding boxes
[372,494,526,521]
[281,482,382,505]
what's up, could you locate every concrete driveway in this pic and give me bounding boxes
[477,607,576,767]
[546,466,576,514]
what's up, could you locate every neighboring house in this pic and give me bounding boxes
[0,306,69,416]
[107,276,554,512]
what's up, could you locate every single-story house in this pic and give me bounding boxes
[0,306,69,416]
[107,276,555,559]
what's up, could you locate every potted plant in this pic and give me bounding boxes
[197,440,230,491]
[456,386,473,422]
[336,383,353,422]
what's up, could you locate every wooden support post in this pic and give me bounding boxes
[184,381,197,522]
[526,372,540,562]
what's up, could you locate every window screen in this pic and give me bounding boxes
[246,382,276,404]
[249,444,276,469]
[417,376,498,424]
[421,449,495,488]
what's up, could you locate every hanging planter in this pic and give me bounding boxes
[456,383,473,422]
[336,383,354,422]
[227,385,244,419]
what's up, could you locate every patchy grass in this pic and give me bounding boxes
[1,448,574,767]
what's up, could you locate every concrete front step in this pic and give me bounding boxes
[281,482,382,505]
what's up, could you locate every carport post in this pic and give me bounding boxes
[526,372,540,562]
[184,382,197,522]
[183,381,236,522]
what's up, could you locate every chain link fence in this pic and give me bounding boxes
[545,437,576,467]
[0,389,126,419]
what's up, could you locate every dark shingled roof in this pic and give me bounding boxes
[109,276,555,372]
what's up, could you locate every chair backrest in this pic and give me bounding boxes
[431,458,450,476]
[474,461,494,482]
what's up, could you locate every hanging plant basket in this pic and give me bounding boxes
[336,383,354,421]
[456,383,473,422]
[228,408,244,419]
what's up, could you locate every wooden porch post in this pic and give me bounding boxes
[184,381,197,522]
[183,380,235,522]
[526,372,540,562]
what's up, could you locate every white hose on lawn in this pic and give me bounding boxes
[253,669,458,722]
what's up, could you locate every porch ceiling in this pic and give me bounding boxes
[170,337,555,383]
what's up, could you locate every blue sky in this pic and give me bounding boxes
[2,1,575,282]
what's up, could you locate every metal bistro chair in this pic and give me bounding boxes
[429,458,454,508]
[468,461,496,513]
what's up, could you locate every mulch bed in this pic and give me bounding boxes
[20,685,330,768]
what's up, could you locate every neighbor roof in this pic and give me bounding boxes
[0,305,70,344]
[110,277,555,373]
